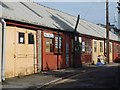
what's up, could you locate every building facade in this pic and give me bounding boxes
[0,1,120,81]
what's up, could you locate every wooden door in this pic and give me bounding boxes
[92,40,98,64]
[5,26,16,78]
[15,28,36,76]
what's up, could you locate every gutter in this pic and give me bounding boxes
[0,18,6,81]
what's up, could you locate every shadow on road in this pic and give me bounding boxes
[40,65,120,89]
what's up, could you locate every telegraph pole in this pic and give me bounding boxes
[73,15,80,68]
[117,0,120,29]
[106,0,109,64]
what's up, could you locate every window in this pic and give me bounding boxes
[28,33,34,44]
[54,35,62,53]
[45,38,54,53]
[82,42,85,52]
[84,40,91,53]
[100,42,103,52]
[85,42,89,52]
[19,32,25,44]
[94,41,97,52]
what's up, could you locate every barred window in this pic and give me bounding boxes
[54,35,62,53]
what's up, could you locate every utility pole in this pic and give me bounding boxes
[117,0,120,29]
[73,15,80,68]
[106,0,109,64]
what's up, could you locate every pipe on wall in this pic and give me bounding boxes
[0,19,6,81]
[0,20,2,82]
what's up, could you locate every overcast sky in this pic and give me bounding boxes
[39,2,118,26]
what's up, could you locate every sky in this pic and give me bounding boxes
[38,2,118,27]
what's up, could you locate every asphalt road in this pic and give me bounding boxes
[40,65,120,89]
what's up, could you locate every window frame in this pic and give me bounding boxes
[28,33,34,44]
[45,37,54,53]
[94,41,97,52]
[100,42,103,52]
[18,32,25,44]
[54,34,62,54]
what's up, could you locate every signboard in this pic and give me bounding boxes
[44,33,54,38]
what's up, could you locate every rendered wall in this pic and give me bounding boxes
[37,30,42,72]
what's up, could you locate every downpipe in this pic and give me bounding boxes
[0,18,6,82]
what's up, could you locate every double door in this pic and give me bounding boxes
[5,26,37,78]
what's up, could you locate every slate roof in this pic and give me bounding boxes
[0,1,119,41]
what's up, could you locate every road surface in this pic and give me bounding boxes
[40,65,120,89]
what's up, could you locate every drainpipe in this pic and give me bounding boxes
[0,18,6,81]
[0,20,2,82]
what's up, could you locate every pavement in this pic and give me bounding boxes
[1,62,119,90]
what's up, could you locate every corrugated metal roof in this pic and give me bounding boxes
[0,1,119,41]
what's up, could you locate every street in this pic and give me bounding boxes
[39,65,120,89]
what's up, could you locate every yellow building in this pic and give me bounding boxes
[92,39,113,64]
